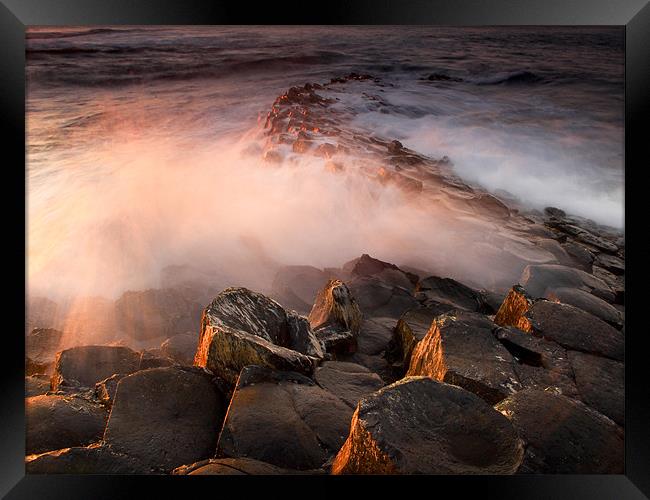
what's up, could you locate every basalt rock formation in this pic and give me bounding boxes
[103,366,226,473]
[193,287,322,387]
[217,366,352,470]
[495,389,623,473]
[331,377,524,474]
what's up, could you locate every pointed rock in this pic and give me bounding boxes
[406,311,521,403]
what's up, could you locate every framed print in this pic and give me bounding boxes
[1,0,648,498]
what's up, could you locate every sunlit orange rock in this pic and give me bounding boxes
[331,377,524,474]
[406,311,521,403]
[494,285,534,332]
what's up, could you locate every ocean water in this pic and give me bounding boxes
[26,26,624,300]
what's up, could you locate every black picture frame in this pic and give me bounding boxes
[2,1,648,498]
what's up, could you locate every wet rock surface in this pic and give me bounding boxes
[495,389,624,473]
[194,287,321,387]
[25,77,625,476]
[26,394,108,455]
[407,311,521,404]
[331,377,524,474]
[103,366,226,473]
[217,366,352,470]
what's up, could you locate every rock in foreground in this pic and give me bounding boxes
[406,311,521,403]
[331,377,524,474]
[495,389,623,473]
[217,366,352,470]
[26,394,108,455]
[103,366,226,473]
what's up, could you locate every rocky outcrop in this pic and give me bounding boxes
[331,377,523,474]
[406,311,521,403]
[217,366,352,470]
[313,361,384,408]
[26,394,108,455]
[308,279,362,354]
[495,389,623,473]
[103,366,226,473]
[194,287,322,387]
[51,345,141,391]
[569,351,624,426]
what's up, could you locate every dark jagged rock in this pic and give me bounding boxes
[51,345,141,391]
[25,374,52,397]
[415,276,488,312]
[331,377,523,474]
[493,327,578,398]
[172,457,316,475]
[160,333,197,365]
[115,287,203,341]
[26,394,108,455]
[94,373,127,407]
[217,366,352,470]
[495,389,624,473]
[270,265,329,314]
[569,351,624,426]
[314,361,384,409]
[385,304,452,374]
[526,300,624,361]
[26,444,142,474]
[103,366,226,473]
[406,311,521,404]
[520,263,614,302]
[194,287,321,386]
[544,287,623,329]
[308,279,362,354]
[26,328,64,375]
